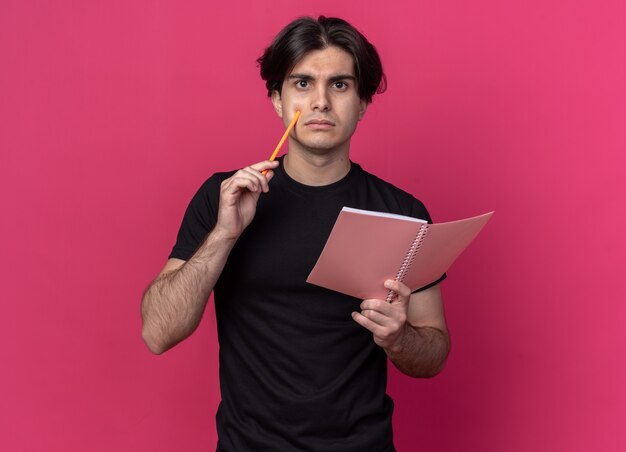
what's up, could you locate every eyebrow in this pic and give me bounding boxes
[288,73,357,83]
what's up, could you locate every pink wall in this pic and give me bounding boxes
[2,1,624,451]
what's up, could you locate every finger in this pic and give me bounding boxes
[220,175,261,208]
[222,172,263,196]
[249,159,280,174]
[220,163,278,206]
[384,280,411,303]
[360,298,407,328]
[352,311,385,335]
[358,309,391,327]
[360,298,393,315]
[241,163,278,192]
[240,167,270,192]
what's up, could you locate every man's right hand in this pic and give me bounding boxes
[214,160,280,240]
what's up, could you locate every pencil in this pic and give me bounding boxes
[262,111,301,175]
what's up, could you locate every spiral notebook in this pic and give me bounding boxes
[306,207,493,300]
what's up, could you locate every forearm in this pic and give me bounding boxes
[385,325,450,378]
[141,227,235,354]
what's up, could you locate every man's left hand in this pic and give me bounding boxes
[352,280,412,352]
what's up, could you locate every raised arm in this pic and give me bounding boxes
[352,282,450,377]
[141,160,279,354]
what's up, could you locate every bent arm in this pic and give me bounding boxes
[141,228,236,354]
[141,159,279,354]
[385,284,450,378]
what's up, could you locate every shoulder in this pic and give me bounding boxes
[352,163,430,220]
[358,166,420,203]
[187,169,237,205]
[197,169,237,193]
[168,169,238,261]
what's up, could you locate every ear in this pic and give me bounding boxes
[358,99,368,120]
[271,90,283,119]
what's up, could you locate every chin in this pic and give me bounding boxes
[298,138,348,154]
[302,145,343,156]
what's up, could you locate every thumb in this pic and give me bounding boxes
[384,280,411,304]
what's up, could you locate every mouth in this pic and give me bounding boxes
[304,118,335,129]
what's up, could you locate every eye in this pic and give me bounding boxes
[296,80,309,88]
[333,81,348,90]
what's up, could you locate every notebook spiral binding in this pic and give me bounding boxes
[385,224,430,302]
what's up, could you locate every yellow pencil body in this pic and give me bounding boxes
[262,111,301,175]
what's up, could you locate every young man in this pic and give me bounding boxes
[142,16,449,451]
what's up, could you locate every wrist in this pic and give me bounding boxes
[211,223,241,243]
[193,225,239,262]
[385,323,412,356]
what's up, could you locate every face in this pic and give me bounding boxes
[271,46,368,156]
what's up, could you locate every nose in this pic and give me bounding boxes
[311,85,331,112]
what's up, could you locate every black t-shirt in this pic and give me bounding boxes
[170,158,443,451]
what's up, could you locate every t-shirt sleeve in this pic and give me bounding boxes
[408,197,447,292]
[168,174,223,261]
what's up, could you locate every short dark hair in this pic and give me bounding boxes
[257,16,387,103]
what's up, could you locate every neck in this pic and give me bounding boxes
[283,148,351,186]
